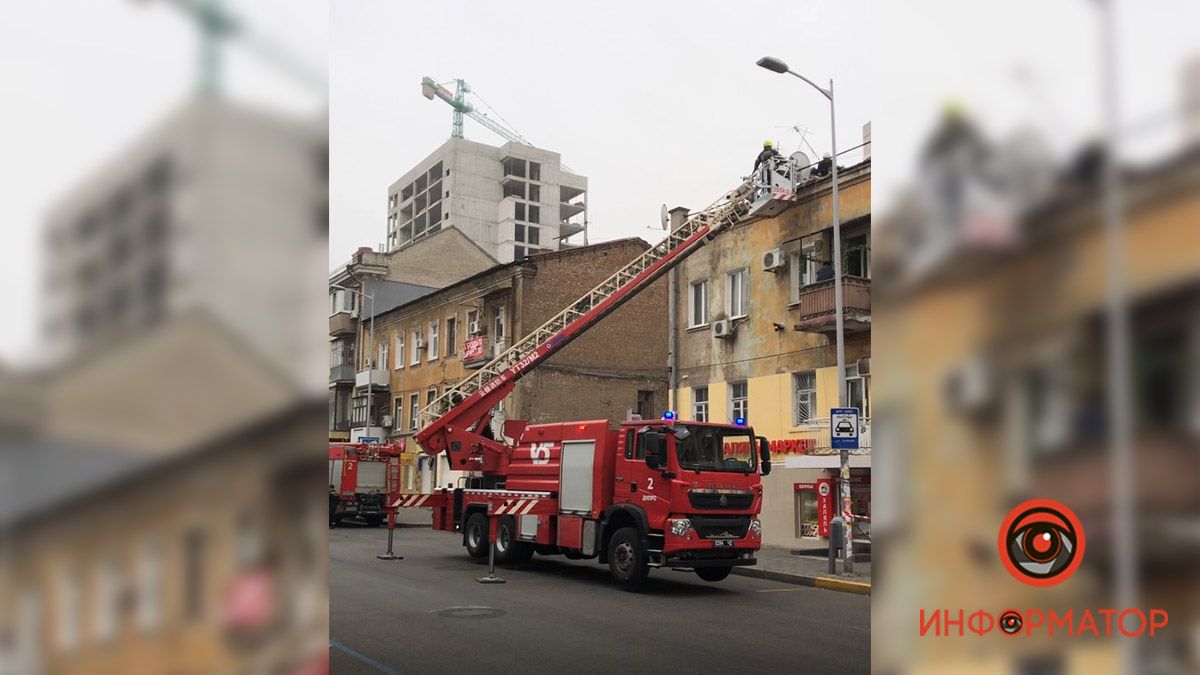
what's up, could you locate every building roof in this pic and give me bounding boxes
[370,237,650,323]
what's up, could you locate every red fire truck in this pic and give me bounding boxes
[329,442,404,527]
[394,184,773,587]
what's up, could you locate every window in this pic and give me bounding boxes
[636,390,653,419]
[528,205,540,224]
[729,381,749,421]
[623,429,636,459]
[183,528,206,621]
[528,184,540,202]
[793,371,817,425]
[503,181,525,199]
[692,387,709,422]
[94,554,121,643]
[136,539,162,633]
[467,309,480,335]
[428,320,439,361]
[427,388,437,407]
[515,202,526,221]
[409,393,420,431]
[394,335,404,369]
[726,269,748,318]
[515,224,525,243]
[493,306,506,342]
[55,566,81,652]
[844,234,870,278]
[378,342,388,370]
[791,248,819,302]
[688,280,708,327]
[527,226,540,245]
[846,364,870,419]
[529,162,540,181]
[515,245,526,260]
[445,316,457,356]
[395,398,404,430]
[411,328,422,365]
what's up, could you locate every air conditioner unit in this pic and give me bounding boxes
[856,357,871,375]
[381,415,393,427]
[944,357,994,414]
[415,338,427,350]
[712,319,735,339]
[468,320,484,336]
[762,248,786,272]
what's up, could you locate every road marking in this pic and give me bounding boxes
[756,588,808,593]
[330,639,404,675]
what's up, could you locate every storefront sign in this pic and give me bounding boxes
[816,478,834,537]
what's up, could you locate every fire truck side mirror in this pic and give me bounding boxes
[757,437,772,476]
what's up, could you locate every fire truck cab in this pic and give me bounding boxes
[428,418,771,586]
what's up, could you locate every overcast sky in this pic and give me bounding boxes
[329,1,873,270]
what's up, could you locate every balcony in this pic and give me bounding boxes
[329,363,355,384]
[793,276,871,334]
[560,200,585,220]
[559,220,585,239]
[355,368,389,390]
[329,311,357,336]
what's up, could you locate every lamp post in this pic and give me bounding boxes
[332,284,376,440]
[757,56,852,574]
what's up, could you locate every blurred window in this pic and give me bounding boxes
[409,393,419,431]
[55,566,81,652]
[183,529,207,621]
[136,539,163,633]
[395,334,405,369]
[729,381,749,421]
[688,280,708,327]
[93,554,121,642]
[529,162,540,181]
[428,320,439,361]
[445,316,457,356]
[846,364,870,419]
[844,233,871,278]
[726,269,748,318]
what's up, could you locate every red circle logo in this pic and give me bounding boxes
[997,499,1085,587]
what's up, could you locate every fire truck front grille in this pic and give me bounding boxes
[688,490,754,510]
[688,515,751,539]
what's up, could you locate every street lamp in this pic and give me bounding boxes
[757,55,852,574]
[332,283,377,441]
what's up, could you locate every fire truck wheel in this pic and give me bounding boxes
[494,517,534,564]
[694,566,732,582]
[365,516,384,527]
[464,512,489,559]
[608,527,649,588]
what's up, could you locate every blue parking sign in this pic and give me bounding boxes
[830,407,859,450]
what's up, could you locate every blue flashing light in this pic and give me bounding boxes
[663,410,676,420]
[734,416,746,426]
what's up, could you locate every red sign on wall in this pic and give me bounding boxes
[463,336,485,361]
[816,478,834,538]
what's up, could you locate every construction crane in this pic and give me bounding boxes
[133,0,326,97]
[421,76,534,146]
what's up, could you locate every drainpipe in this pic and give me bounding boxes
[667,207,690,412]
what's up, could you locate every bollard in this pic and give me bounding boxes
[828,516,844,575]
[476,515,505,584]
[376,508,403,560]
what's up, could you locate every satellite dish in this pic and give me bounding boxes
[790,151,813,181]
[660,203,669,230]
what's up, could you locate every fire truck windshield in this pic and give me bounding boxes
[674,424,756,473]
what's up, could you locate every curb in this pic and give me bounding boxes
[732,567,872,595]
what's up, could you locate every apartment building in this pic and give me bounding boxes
[328,227,497,442]
[670,159,872,549]
[386,138,587,262]
[361,238,669,488]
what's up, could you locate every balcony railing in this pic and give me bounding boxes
[793,276,871,333]
[329,312,357,336]
[355,368,389,389]
[329,363,355,383]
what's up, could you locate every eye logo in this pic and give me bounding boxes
[999,610,1023,635]
[998,499,1085,587]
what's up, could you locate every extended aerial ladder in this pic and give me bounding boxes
[412,183,756,474]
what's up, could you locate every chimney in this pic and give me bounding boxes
[668,206,689,230]
[862,122,872,162]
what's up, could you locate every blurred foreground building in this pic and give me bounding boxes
[873,110,1200,673]
[670,157,873,550]
[1,98,328,675]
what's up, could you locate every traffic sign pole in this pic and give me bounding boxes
[830,407,860,575]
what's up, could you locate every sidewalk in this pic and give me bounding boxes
[733,544,872,595]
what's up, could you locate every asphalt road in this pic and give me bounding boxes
[330,520,870,674]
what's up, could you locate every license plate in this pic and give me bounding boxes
[713,539,734,548]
